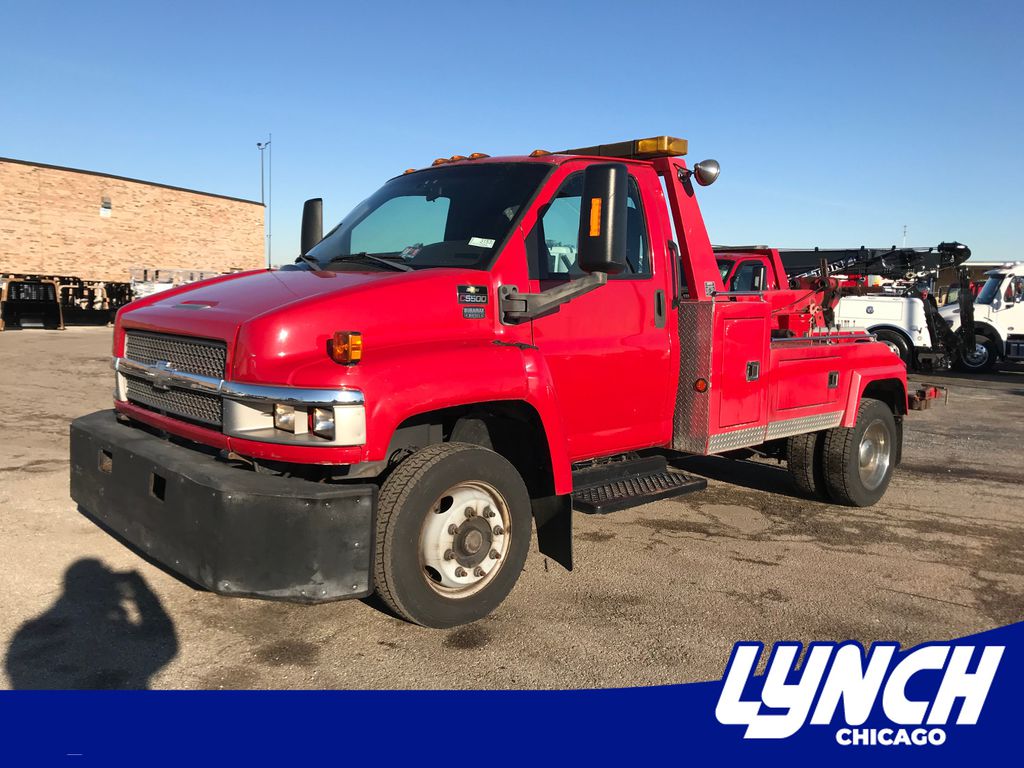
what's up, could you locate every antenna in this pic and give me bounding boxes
[256,134,273,268]
[902,225,907,248]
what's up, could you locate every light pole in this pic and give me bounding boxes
[257,135,272,268]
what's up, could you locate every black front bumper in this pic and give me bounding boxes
[70,410,376,603]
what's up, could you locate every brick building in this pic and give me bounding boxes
[0,157,264,282]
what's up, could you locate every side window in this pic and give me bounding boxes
[730,260,768,292]
[528,172,651,280]
[1005,276,1024,302]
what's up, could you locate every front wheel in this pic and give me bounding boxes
[822,398,898,507]
[955,334,998,372]
[373,442,532,628]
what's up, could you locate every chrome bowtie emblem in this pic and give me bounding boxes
[152,360,176,391]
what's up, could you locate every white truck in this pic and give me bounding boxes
[940,263,1024,371]
[835,294,937,368]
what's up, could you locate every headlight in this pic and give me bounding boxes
[224,399,365,446]
[312,407,335,439]
[274,404,299,432]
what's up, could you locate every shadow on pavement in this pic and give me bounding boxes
[668,452,806,499]
[5,558,178,689]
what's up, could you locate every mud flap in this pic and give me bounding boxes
[531,494,573,571]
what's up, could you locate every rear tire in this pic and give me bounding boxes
[955,334,998,372]
[373,442,531,628]
[874,329,912,368]
[822,398,897,507]
[786,431,828,499]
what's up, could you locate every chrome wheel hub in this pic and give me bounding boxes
[419,481,511,598]
[965,343,988,367]
[858,420,891,490]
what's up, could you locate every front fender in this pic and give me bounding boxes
[361,341,574,495]
[971,322,1006,357]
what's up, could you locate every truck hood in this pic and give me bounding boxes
[119,268,396,342]
[939,302,992,327]
[119,266,501,385]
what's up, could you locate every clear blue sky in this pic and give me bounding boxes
[2,0,1021,265]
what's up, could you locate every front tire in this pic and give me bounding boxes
[822,398,898,507]
[373,442,531,628]
[955,334,998,372]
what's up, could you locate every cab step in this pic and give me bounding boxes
[571,455,707,514]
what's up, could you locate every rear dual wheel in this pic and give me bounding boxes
[373,442,532,628]
[786,398,897,507]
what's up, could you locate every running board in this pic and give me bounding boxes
[571,455,707,514]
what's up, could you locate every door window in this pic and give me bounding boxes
[528,172,651,280]
[730,260,768,292]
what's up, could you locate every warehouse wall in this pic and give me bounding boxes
[0,158,264,282]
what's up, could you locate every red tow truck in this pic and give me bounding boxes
[72,135,923,628]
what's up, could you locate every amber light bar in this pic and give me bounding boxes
[558,135,688,160]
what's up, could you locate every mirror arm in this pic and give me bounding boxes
[499,273,608,324]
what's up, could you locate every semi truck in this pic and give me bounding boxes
[940,263,1024,371]
[71,135,934,628]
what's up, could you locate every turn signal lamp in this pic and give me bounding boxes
[403,168,416,174]
[449,154,468,162]
[469,152,490,159]
[330,331,363,365]
[588,198,603,237]
[529,149,552,157]
[432,158,449,166]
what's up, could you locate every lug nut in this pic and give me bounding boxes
[444,549,456,561]
[492,526,504,536]
[464,507,476,518]
[489,549,501,560]
[473,566,485,577]
[448,524,458,535]
[455,567,467,577]
[482,506,495,518]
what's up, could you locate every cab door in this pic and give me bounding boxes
[528,164,674,460]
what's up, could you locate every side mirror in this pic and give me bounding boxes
[577,163,628,275]
[300,198,323,255]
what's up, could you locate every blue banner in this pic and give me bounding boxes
[2,620,1019,765]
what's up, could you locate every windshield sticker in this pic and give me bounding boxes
[400,243,423,261]
[468,237,496,249]
[458,285,488,304]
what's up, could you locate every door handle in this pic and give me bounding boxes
[746,361,760,381]
[654,289,666,328]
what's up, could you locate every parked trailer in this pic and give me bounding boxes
[71,135,942,627]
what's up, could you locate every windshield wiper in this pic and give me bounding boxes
[295,253,321,270]
[325,252,412,272]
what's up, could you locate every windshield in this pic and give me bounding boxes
[306,163,550,271]
[716,258,735,282]
[975,275,1005,305]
